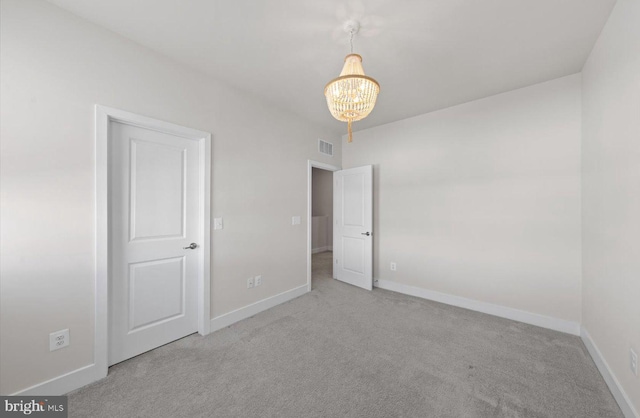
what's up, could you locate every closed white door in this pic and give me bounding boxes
[333,165,373,290]
[109,121,200,365]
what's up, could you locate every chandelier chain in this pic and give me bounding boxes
[349,29,354,54]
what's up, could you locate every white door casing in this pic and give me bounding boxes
[109,121,199,365]
[333,165,373,290]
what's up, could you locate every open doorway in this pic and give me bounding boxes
[311,167,334,288]
[307,160,340,291]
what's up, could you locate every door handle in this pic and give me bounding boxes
[361,232,371,236]
[183,243,198,250]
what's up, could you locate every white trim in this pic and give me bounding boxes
[581,327,639,418]
[210,285,308,332]
[312,246,333,254]
[307,160,341,292]
[375,279,581,336]
[10,365,97,396]
[198,135,212,336]
[95,105,211,384]
[94,106,109,382]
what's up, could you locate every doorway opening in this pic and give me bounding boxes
[311,167,334,288]
[306,160,340,291]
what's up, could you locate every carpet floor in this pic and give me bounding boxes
[68,251,623,417]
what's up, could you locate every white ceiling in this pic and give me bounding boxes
[47,0,616,134]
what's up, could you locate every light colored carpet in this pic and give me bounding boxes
[69,251,623,417]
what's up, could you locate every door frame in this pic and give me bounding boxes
[95,105,211,379]
[307,160,341,291]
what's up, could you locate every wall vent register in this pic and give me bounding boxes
[318,139,333,156]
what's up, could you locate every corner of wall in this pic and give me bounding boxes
[581,327,640,418]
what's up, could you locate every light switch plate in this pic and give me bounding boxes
[214,218,223,230]
[292,216,301,226]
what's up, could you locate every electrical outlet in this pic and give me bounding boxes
[247,277,254,289]
[50,329,69,351]
[390,262,397,271]
[214,217,223,230]
[631,348,638,377]
[255,275,262,287]
[291,216,301,226]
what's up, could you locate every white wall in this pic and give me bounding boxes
[0,0,340,395]
[581,0,640,413]
[312,168,333,249]
[342,74,582,325]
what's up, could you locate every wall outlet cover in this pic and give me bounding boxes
[292,216,301,225]
[214,217,223,230]
[50,329,70,351]
[247,277,254,289]
[255,275,262,286]
[390,262,397,271]
[631,348,638,377]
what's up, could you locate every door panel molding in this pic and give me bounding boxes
[127,256,186,333]
[95,105,211,380]
[129,138,187,242]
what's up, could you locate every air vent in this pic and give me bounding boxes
[318,139,333,157]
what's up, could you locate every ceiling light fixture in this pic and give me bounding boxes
[324,20,380,143]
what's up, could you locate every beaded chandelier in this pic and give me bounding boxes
[324,21,380,143]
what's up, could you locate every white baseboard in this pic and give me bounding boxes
[375,279,581,336]
[581,327,639,418]
[312,246,332,254]
[210,284,309,333]
[10,285,309,396]
[10,363,98,396]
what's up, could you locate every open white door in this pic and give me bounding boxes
[333,165,373,290]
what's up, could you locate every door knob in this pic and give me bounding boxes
[183,243,198,250]
[361,232,371,236]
